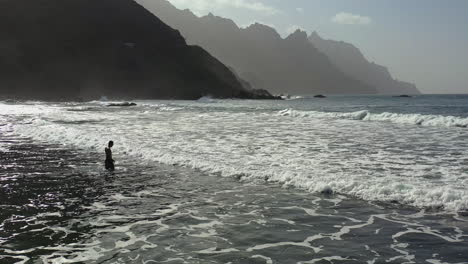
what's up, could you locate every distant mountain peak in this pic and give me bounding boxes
[286,29,308,41]
[245,22,275,31]
[201,12,239,30]
[244,23,282,40]
[140,0,377,95]
[309,34,420,94]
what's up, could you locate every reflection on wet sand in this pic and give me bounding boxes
[1,131,467,264]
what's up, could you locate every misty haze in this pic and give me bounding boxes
[0,0,467,263]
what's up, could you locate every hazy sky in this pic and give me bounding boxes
[165,0,468,94]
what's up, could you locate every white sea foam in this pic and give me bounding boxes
[280,95,305,100]
[3,102,468,212]
[140,104,184,112]
[278,109,468,128]
[197,96,217,103]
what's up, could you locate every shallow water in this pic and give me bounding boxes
[1,124,468,263]
[1,96,468,263]
[2,97,467,212]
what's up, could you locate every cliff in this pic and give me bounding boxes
[0,0,275,100]
[309,32,420,95]
[138,0,376,95]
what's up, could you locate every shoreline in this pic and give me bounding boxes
[1,133,467,263]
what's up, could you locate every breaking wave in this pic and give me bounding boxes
[278,109,468,128]
[2,102,467,213]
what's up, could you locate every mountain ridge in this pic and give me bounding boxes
[309,32,420,95]
[138,0,377,95]
[0,0,276,100]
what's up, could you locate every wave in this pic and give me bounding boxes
[140,104,184,112]
[197,96,217,103]
[278,109,468,128]
[12,119,467,213]
[5,103,468,213]
[280,95,306,100]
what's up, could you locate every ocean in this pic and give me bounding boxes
[1,95,467,263]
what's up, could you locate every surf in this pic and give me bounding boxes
[278,109,468,128]
[3,101,467,213]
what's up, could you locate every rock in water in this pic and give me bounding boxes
[0,0,275,100]
[107,102,137,107]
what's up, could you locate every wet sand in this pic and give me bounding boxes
[1,131,467,264]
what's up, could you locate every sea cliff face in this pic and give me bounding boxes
[0,0,275,100]
[309,32,420,95]
[138,0,376,95]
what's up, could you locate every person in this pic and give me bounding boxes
[105,141,115,171]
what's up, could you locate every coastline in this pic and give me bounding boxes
[1,132,467,263]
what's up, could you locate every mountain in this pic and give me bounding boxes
[0,0,276,100]
[138,0,376,95]
[309,32,420,95]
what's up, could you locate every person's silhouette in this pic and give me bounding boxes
[105,141,115,171]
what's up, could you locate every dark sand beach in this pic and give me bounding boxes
[1,122,467,263]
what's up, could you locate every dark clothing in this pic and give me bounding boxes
[105,147,114,171]
[105,159,115,171]
[105,147,113,160]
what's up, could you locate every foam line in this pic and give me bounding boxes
[4,103,468,212]
[278,109,468,128]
